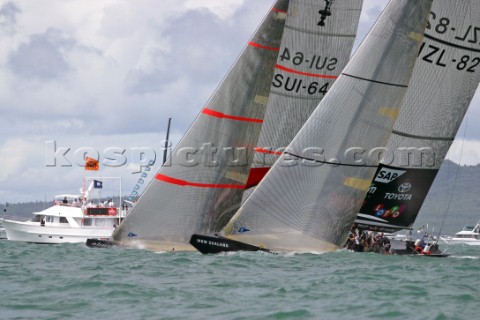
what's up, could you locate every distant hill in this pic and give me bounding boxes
[2,161,479,235]
[415,160,480,235]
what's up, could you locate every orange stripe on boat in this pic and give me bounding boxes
[202,108,263,123]
[248,41,280,51]
[275,64,338,79]
[156,174,246,189]
[272,7,288,14]
[255,147,283,155]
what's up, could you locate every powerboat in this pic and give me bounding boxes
[2,178,128,244]
[441,221,480,246]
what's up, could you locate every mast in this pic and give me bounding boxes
[355,0,480,233]
[163,117,171,165]
[221,0,433,253]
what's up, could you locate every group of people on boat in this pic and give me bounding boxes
[410,237,438,255]
[345,228,392,254]
[57,197,116,209]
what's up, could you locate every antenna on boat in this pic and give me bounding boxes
[163,117,172,165]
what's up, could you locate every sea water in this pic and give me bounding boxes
[1,240,479,320]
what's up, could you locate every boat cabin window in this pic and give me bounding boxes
[46,216,54,223]
[83,218,92,226]
[32,215,44,222]
[59,217,68,224]
[95,219,105,226]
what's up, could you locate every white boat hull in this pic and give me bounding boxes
[441,237,480,246]
[2,219,114,244]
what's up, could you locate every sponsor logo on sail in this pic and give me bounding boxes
[398,183,411,193]
[374,167,406,184]
[384,193,412,201]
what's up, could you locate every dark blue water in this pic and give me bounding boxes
[1,240,479,320]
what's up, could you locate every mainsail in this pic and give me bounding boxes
[112,0,363,251]
[355,0,480,233]
[218,0,433,253]
[113,0,290,250]
[248,0,363,187]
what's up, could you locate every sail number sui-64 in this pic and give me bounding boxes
[272,47,337,95]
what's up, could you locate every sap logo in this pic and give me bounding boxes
[374,168,406,184]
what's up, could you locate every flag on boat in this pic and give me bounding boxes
[93,180,103,188]
[85,157,99,171]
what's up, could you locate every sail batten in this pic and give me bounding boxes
[201,108,264,123]
[341,73,409,88]
[391,130,455,141]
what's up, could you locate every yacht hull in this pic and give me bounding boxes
[2,219,114,244]
[190,234,270,254]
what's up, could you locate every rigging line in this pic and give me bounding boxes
[438,113,469,236]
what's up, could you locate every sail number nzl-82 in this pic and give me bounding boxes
[418,42,479,72]
[419,11,480,73]
[427,11,480,46]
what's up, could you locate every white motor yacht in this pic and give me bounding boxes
[441,221,480,246]
[2,178,128,244]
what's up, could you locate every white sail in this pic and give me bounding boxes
[224,0,433,252]
[113,0,364,251]
[356,0,480,232]
[113,0,290,251]
[248,0,363,187]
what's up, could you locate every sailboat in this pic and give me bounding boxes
[353,0,480,255]
[191,0,434,254]
[89,0,364,252]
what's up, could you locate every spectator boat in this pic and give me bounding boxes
[441,221,480,246]
[2,178,127,244]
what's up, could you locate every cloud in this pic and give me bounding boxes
[0,1,20,35]
[0,0,479,203]
[8,28,73,80]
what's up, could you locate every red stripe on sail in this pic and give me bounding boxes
[272,7,288,14]
[156,174,246,189]
[202,108,263,123]
[275,64,338,79]
[246,167,270,188]
[248,41,280,51]
[255,147,283,155]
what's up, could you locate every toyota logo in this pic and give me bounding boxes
[398,183,411,193]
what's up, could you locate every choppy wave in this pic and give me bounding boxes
[1,240,479,320]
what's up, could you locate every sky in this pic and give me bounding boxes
[0,0,479,203]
